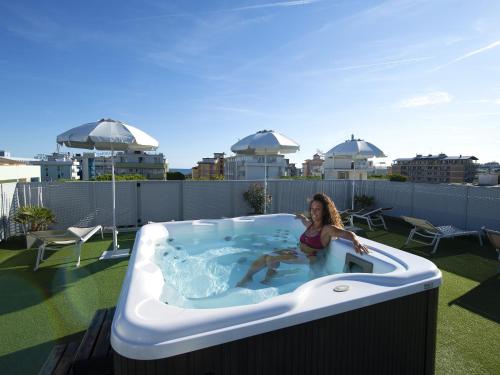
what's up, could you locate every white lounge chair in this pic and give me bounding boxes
[402,216,483,254]
[338,209,361,232]
[482,227,500,274]
[350,207,392,231]
[28,226,103,271]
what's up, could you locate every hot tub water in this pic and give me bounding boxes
[154,227,337,308]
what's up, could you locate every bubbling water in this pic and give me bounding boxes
[154,227,332,308]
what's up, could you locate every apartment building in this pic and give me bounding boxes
[324,156,369,180]
[192,153,225,179]
[391,154,478,183]
[284,158,299,177]
[302,154,324,177]
[32,153,80,182]
[76,151,168,180]
[224,154,291,180]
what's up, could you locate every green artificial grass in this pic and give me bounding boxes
[0,233,135,374]
[361,219,500,375]
[0,219,499,374]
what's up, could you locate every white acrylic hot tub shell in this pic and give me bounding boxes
[111,214,441,360]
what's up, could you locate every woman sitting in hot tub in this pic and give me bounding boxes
[236,193,369,286]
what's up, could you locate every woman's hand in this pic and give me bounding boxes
[294,212,310,226]
[353,238,369,255]
[294,212,306,220]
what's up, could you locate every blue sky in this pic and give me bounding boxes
[1,0,499,168]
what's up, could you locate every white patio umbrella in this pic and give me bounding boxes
[57,118,159,260]
[325,135,386,210]
[231,130,300,214]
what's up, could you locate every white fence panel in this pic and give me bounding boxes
[183,181,233,220]
[370,181,414,217]
[42,182,96,229]
[0,182,18,240]
[412,184,468,228]
[138,181,182,223]
[93,182,137,227]
[467,186,500,230]
[272,180,319,214]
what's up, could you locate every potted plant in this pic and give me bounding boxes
[354,195,375,210]
[13,206,56,235]
[243,184,272,215]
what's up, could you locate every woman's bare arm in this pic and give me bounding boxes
[294,212,311,227]
[328,226,369,255]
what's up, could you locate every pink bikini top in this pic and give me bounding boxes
[300,225,324,250]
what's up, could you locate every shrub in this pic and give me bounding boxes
[94,174,146,181]
[389,174,408,182]
[354,195,375,209]
[13,206,56,233]
[243,184,272,214]
[166,172,186,180]
[279,175,321,180]
[368,174,389,180]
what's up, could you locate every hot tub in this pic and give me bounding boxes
[112,214,441,375]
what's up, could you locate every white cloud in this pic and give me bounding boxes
[465,98,500,105]
[302,56,432,77]
[432,39,500,71]
[228,0,321,12]
[399,91,452,108]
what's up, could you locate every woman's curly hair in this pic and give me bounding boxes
[310,193,344,228]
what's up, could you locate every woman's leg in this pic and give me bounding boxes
[262,257,281,283]
[236,255,269,286]
[262,251,302,283]
[237,249,301,287]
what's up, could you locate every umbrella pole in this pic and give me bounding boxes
[352,161,355,210]
[264,153,267,214]
[111,148,118,252]
[100,146,130,260]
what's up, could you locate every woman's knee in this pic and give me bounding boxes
[266,257,280,269]
[251,255,267,267]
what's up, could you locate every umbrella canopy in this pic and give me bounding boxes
[325,135,386,159]
[56,118,159,151]
[231,130,299,214]
[325,135,386,210]
[231,130,299,155]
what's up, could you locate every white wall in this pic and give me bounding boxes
[478,174,499,186]
[324,156,370,180]
[0,165,40,182]
[246,165,282,180]
[225,155,287,180]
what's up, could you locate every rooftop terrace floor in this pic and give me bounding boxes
[0,218,498,374]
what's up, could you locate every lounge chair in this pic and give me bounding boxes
[338,209,364,232]
[482,227,500,274]
[350,207,392,231]
[402,216,483,254]
[339,209,354,227]
[28,226,103,271]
